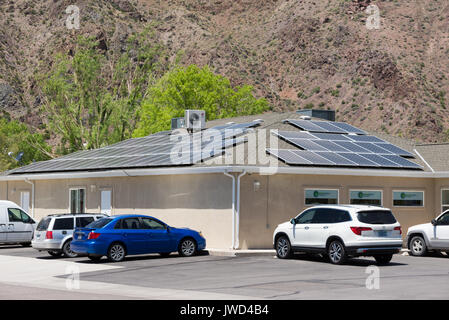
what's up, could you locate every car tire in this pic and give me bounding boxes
[107,243,126,262]
[445,252,449,257]
[178,238,197,257]
[275,235,292,259]
[374,254,393,265]
[88,255,102,262]
[62,239,78,258]
[409,236,427,257]
[327,240,347,265]
[159,252,171,257]
[48,250,62,257]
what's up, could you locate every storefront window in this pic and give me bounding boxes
[305,189,338,205]
[350,190,382,206]
[393,191,424,207]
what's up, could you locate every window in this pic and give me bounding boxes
[70,188,85,214]
[295,210,316,224]
[87,218,113,229]
[350,190,382,206]
[305,189,338,205]
[141,218,166,230]
[310,208,351,224]
[357,210,397,224]
[8,208,31,223]
[393,191,424,207]
[441,190,449,213]
[115,218,141,230]
[37,217,51,231]
[76,217,95,228]
[437,213,449,226]
[53,218,74,230]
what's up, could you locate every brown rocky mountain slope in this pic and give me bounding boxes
[0,0,448,143]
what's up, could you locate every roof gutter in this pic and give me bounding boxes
[0,166,438,181]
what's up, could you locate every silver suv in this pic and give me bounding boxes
[32,214,106,257]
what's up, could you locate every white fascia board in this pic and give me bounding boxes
[0,165,436,181]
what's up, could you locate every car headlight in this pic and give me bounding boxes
[198,231,204,238]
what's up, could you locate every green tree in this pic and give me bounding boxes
[133,65,269,137]
[0,118,51,172]
[41,28,167,154]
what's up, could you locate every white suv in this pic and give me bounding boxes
[273,205,403,265]
[406,210,449,257]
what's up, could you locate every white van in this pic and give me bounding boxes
[0,200,36,246]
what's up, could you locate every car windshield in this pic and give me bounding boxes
[36,217,51,231]
[86,217,113,229]
[357,210,397,224]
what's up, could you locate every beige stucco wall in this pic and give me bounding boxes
[239,173,436,249]
[2,174,233,249]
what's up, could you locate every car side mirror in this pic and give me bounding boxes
[431,219,437,226]
[290,218,296,225]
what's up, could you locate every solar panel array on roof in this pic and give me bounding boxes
[285,119,367,135]
[11,121,261,174]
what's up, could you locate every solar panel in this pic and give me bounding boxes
[311,121,347,134]
[332,141,373,153]
[336,153,380,167]
[314,152,358,166]
[285,119,329,132]
[373,143,415,158]
[274,131,316,140]
[380,155,423,169]
[354,142,393,155]
[308,133,352,141]
[331,122,367,135]
[266,149,312,165]
[358,154,402,168]
[346,135,385,143]
[287,139,330,151]
[312,140,351,152]
[290,150,335,165]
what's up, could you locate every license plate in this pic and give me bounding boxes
[377,230,388,237]
[77,235,82,240]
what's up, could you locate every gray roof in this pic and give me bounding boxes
[2,111,435,176]
[415,143,449,172]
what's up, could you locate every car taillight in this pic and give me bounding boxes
[88,232,100,240]
[394,226,402,235]
[45,231,53,239]
[350,227,372,235]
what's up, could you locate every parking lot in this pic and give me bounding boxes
[0,245,448,299]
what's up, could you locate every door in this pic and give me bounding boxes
[433,212,449,248]
[140,217,172,253]
[100,190,112,216]
[307,208,334,248]
[52,217,75,243]
[20,192,30,214]
[116,218,148,254]
[6,208,34,242]
[0,207,7,242]
[291,209,317,247]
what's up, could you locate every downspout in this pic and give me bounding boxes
[223,170,236,249]
[24,179,35,218]
[235,170,247,249]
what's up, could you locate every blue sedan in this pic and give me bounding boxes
[70,214,206,262]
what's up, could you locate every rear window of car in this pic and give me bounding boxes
[357,210,397,225]
[36,217,51,231]
[53,218,75,230]
[86,218,113,229]
[76,217,95,228]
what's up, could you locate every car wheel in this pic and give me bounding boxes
[445,252,449,257]
[275,236,292,259]
[107,243,126,262]
[159,252,171,257]
[374,254,393,265]
[88,255,102,262]
[178,238,197,257]
[409,236,427,256]
[62,239,78,258]
[48,250,62,257]
[327,240,347,265]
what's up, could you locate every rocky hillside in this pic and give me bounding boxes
[1,0,448,143]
